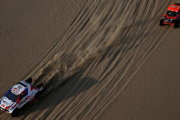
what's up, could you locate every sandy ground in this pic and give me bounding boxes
[0,0,180,120]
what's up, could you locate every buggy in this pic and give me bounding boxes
[160,3,180,28]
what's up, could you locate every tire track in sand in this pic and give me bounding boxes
[18,0,174,119]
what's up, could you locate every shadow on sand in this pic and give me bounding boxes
[19,73,98,118]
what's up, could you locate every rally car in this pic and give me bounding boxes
[0,78,43,117]
[160,3,180,28]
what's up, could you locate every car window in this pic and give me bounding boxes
[6,91,18,102]
[166,10,178,16]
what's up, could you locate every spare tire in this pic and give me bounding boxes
[25,77,32,84]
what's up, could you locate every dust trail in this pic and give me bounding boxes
[27,0,132,95]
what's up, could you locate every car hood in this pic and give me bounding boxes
[0,97,14,109]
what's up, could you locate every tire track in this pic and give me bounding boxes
[3,0,174,119]
[44,0,172,119]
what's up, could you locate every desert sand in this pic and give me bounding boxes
[0,0,180,120]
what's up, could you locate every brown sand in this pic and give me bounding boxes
[0,0,180,120]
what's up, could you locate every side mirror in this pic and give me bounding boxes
[19,95,24,100]
[19,92,25,100]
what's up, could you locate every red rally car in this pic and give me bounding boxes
[160,3,180,28]
[0,78,43,117]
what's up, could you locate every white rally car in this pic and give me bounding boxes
[0,78,43,117]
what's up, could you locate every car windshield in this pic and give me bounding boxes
[166,10,178,16]
[6,91,18,102]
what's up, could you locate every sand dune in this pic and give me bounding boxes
[1,0,180,119]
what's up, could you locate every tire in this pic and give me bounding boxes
[11,108,19,117]
[174,21,179,28]
[25,77,32,84]
[159,19,164,26]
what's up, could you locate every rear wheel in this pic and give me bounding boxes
[174,21,179,28]
[11,108,19,117]
[159,19,164,26]
[174,3,180,6]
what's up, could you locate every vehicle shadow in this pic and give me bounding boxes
[19,73,98,118]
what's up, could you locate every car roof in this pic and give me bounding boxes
[10,82,27,95]
[167,4,180,12]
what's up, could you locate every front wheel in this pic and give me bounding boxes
[159,19,164,26]
[11,108,19,117]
